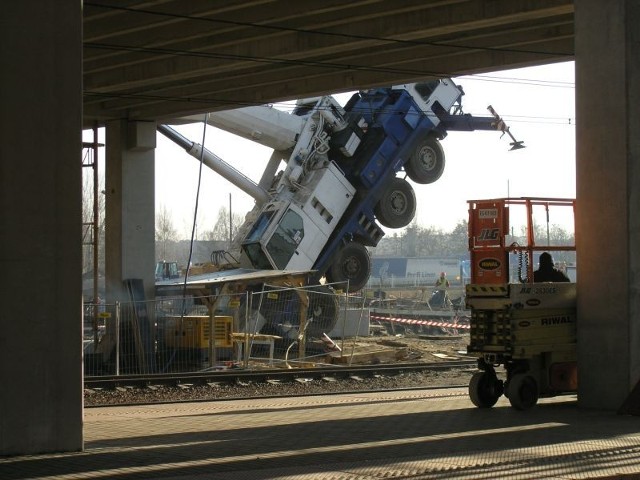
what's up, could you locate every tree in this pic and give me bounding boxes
[203,206,244,245]
[373,216,570,259]
[540,223,576,264]
[81,173,105,275]
[446,220,469,256]
[156,205,178,260]
[401,220,420,257]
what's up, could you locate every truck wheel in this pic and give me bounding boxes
[326,242,371,292]
[375,178,416,229]
[469,371,503,408]
[258,288,297,326]
[306,286,339,337]
[506,373,539,410]
[405,136,445,184]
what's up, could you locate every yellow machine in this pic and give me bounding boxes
[163,315,234,362]
[465,198,577,410]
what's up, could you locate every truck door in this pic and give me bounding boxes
[265,208,311,269]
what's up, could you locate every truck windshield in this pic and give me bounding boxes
[245,210,275,243]
[243,210,277,269]
[266,209,304,269]
[414,80,440,101]
[243,242,274,269]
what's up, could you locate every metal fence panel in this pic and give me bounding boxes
[83,284,369,377]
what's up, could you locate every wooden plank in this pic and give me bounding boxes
[328,347,408,365]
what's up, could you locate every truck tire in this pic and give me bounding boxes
[506,373,539,410]
[405,136,445,184]
[374,177,416,229]
[326,242,371,292]
[257,288,297,327]
[306,286,339,337]
[255,286,338,339]
[469,371,503,408]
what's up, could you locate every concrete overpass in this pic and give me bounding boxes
[82,1,574,122]
[2,0,639,455]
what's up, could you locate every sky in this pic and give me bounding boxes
[85,61,576,240]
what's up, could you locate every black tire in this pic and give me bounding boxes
[469,371,503,408]
[305,286,339,337]
[405,136,445,184]
[374,177,416,229]
[506,373,539,410]
[327,242,371,293]
[257,288,298,326]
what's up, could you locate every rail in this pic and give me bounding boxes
[84,360,475,390]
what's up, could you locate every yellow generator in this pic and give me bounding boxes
[466,197,577,410]
[163,315,234,362]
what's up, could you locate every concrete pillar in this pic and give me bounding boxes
[104,120,157,303]
[575,0,640,409]
[0,3,83,453]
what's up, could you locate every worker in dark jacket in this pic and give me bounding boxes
[533,252,570,282]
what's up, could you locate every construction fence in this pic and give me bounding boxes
[83,283,376,376]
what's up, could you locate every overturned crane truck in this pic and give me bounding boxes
[160,78,524,293]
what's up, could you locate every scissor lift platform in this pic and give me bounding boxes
[465,197,577,410]
[466,282,576,409]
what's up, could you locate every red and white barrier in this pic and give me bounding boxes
[370,314,470,330]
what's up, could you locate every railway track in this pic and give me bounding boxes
[84,360,476,390]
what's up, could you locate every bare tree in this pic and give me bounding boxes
[417,225,448,256]
[156,205,178,260]
[446,220,469,256]
[401,220,420,257]
[203,206,244,245]
[537,223,576,264]
[81,174,105,275]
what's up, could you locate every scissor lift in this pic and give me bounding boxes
[465,197,577,410]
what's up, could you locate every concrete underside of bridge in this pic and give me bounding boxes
[1,0,638,455]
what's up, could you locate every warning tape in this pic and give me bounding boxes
[370,314,470,330]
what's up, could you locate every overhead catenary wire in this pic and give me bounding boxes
[83,38,576,126]
[83,89,574,127]
[82,3,574,102]
[83,40,574,93]
[456,74,574,89]
[83,2,573,58]
[82,7,575,123]
[180,113,209,308]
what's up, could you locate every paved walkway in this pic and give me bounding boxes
[1,388,640,479]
